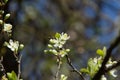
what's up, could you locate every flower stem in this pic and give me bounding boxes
[55,56,61,80]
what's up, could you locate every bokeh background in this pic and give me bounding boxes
[5,0,120,80]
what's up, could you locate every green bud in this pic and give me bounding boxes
[19,44,24,50]
[0,10,4,14]
[4,13,10,20]
[51,49,57,54]
[49,39,57,44]
[44,50,48,53]
[4,42,9,46]
[66,49,70,52]
[48,44,53,48]
[0,20,3,24]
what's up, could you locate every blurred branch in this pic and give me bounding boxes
[55,56,61,80]
[93,34,120,80]
[65,55,85,80]
[17,54,22,80]
[0,56,6,77]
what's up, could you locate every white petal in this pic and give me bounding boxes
[101,75,107,80]
[110,69,117,77]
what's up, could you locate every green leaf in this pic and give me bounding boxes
[87,58,100,78]
[55,33,60,39]
[7,71,18,80]
[80,68,89,73]
[103,47,107,56]
[96,49,104,57]
[97,47,107,58]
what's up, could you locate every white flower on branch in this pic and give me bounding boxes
[101,75,107,80]
[109,69,117,77]
[44,32,70,57]
[60,74,68,80]
[3,23,12,33]
[4,39,24,53]
[106,58,117,77]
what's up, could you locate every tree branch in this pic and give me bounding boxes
[65,55,85,80]
[92,34,120,80]
[17,54,22,80]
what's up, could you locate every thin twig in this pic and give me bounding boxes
[65,55,85,80]
[17,54,22,80]
[0,56,6,76]
[55,56,61,80]
[13,52,22,80]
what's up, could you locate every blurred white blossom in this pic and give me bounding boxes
[60,74,68,80]
[106,58,117,77]
[49,33,70,48]
[0,20,3,24]
[4,39,24,53]
[101,75,107,80]
[109,69,117,77]
[3,23,12,33]
[44,33,70,57]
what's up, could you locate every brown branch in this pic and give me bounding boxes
[65,55,85,80]
[92,34,120,80]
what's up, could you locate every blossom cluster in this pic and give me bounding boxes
[0,13,12,34]
[4,39,24,53]
[0,0,24,80]
[0,10,24,53]
[80,47,118,80]
[44,32,70,57]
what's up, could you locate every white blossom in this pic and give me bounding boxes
[0,20,3,24]
[106,58,117,77]
[3,23,12,33]
[101,75,107,80]
[109,69,117,77]
[4,39,24,53]
[93,57,98,64]
[60,74,68,80]
[44,33,70,57]
[51,33,70,48]
[60,33,70,41]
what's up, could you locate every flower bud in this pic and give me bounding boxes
[4,14,10,20]
[0,20,3,24]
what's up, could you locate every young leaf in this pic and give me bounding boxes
[55,33,60,39]
[7,71,18,80]
[80,68,89,73]
[96,49,104,57]
[103,47,107,56]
